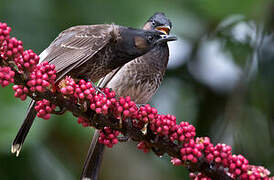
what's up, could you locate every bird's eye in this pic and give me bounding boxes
[151,21,156,26]
[147,35,154,42]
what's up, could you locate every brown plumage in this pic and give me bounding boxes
[104,44,169,103]
[11,24,176,156]
[40,24,170,82]
[81,13,173,180]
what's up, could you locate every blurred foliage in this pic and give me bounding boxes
[0,0,274,179]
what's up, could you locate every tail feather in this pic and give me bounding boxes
[81,130,105,180]
[11,100,37,156]
[79,69,122,179]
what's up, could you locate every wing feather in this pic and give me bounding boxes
[39,24,116,80]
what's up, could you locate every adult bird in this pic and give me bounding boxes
[11,23,177,156]
[81,13,174,180]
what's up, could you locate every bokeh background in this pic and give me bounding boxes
[0,0,274,179]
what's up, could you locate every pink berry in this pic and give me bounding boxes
[98,127,120,148]
[0,66,15,87]
[137,141,150,153]
[27,61,56,92]
[34,99,56,120]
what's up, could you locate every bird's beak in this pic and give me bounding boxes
[155,25,171,35]
[157,34,177,44]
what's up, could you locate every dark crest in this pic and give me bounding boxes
[148,12,172,28]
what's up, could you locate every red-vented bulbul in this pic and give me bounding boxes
[11,24,177,156]
[81,13,174,180]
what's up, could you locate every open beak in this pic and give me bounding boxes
[155,25,171,35]
[157,34,177,44]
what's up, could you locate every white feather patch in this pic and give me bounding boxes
[39,49,48,63]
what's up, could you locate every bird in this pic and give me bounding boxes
[80,12,174,180]
[11,23,177,156]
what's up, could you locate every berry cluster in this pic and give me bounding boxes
[74,80,95,100]
[58,76,75,96]
[15,49,39,73]
[27,61,56,93]
[35,99,56,120]
[0,66,15,87]
[173,135,274,179]
[98,127,119,148]
[228,154,249,178]
[241,165,271,179]
[137,104,158,123]
[205,143,232,167]
[90,88,116,115]
[0,37,23,60]
[173,121,196,143]
[74,81,117,126]
[0,22,11,43]
[150,114,176,136]
[113,96,138,119]
[0,21,273,180]
[130,104,156,131]
[13,85,28,100]
[180,138,203,163]
[195,137,211,149]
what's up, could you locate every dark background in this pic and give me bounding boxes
[0,0,273,179]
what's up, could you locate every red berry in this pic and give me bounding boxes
[34,99,56,120]
[0,66,15,87]
[98,127,120,148]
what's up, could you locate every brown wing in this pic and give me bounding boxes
[39,24,115,80]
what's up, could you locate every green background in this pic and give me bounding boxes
[0,0,273,179]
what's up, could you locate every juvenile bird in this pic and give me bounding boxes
[11,24,177,156]
[81,13,174,180]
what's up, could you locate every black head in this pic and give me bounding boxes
[116,27,176,59]
[144,12,172,35]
